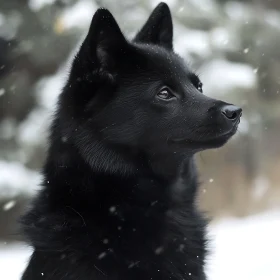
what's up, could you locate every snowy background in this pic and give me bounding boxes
[0,0,280,279]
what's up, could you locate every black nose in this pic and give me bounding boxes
[221,105,242,121]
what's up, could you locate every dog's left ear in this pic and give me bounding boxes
[134,2,173,50]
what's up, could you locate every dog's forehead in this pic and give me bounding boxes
[132,44,192,80]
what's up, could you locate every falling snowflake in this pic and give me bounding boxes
[178,244,185,252]
[3,200,16,211]
[128,261,140,269]
[155,246,164,255]
[98,252,107,260]
[0,88,6,96]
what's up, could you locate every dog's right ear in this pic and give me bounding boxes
[77,8,127,76]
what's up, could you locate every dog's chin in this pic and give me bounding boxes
[171,125,238,150]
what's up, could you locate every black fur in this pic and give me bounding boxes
[20,3,241,280]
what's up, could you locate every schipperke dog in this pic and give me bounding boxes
[21,3,242,280]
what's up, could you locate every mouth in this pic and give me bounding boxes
[218,121,239,137]
[171,122,239,147]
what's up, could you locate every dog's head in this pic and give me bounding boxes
[59,3,242,171]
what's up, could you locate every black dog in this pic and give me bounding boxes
[21,3,241,279]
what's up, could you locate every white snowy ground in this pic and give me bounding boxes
[0,210,279,280]
[206,210,280,280]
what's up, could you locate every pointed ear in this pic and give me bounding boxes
[134,2,173,50]
[79,8,127,73]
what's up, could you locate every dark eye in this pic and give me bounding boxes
[157,88,174,100]
[197,82,203,93]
